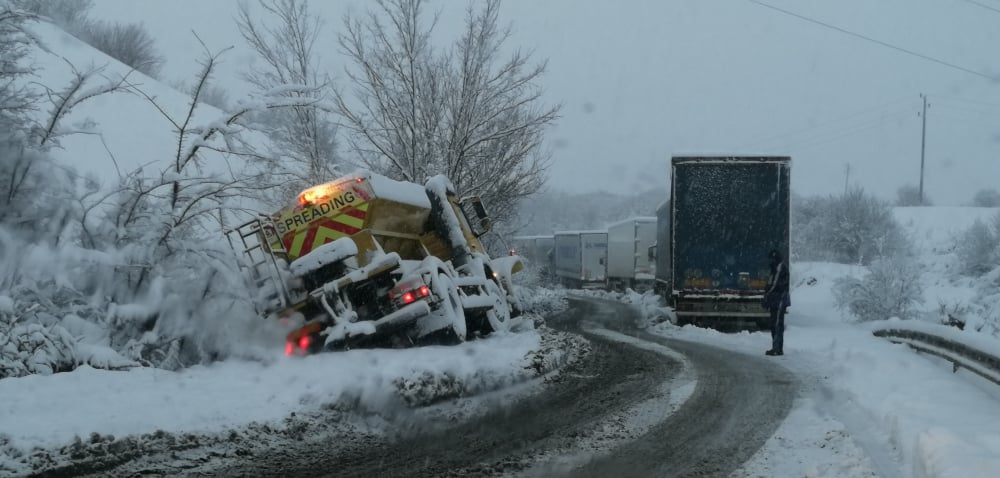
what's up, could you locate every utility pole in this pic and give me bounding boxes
[844,163,851,194]
[919,94,928,205]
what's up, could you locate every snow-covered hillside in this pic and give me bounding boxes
[23,20,268,185]
[894,206,1000,335]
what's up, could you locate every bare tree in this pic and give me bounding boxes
[236,0,339,202]
[336,0,559,224]
[115,38,328,258]
[0,4,37,224]
[442,1,557,222]
[0,5,35,131]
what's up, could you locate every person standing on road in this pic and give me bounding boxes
[763,249,789,356]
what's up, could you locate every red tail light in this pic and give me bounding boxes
[299,335,311,350]
[418,285,430,297]
[285,342,294,356]
[402,291,416,304]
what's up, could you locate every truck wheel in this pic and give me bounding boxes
[481,280,511,334]
[431,271,467,342]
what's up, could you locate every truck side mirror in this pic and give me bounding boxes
[459,196,491,237]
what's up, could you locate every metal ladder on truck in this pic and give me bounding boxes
[226,218,292,317]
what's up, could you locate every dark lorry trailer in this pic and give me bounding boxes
[553,230,608,288]
[655,156,791,328]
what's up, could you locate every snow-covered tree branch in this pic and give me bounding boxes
[236,0,340,203]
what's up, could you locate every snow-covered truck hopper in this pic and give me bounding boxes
[227,172,522,355]
[605,217,657,291]
[553,230,607,288]
[659,156,790,328]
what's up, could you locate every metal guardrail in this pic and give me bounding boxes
[872,327,1000,386]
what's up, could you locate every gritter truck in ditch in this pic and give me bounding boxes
[226,172,523,355]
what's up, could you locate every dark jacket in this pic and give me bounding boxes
[763,259,790,309]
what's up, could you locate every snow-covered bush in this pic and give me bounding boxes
[0,295,77,378]
[81,20,163,78]
[955,217,999,276]
[971,188,1000,207]
[13,0,89,30]
[833,254,924,322]
[514,285,567,317]
[793,187,910,265]
[0,31,312,379]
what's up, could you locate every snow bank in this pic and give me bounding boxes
[0,331,542,457]
[636,256,1000,478]
[893,207,1000,253]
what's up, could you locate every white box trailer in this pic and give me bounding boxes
[606,217,657,291]
[553,230,607,288]
[511,235,555,279]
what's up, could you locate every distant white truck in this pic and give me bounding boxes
[606,217,657,291]
[553,230,607,288]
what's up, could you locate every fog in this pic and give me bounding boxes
[90,0,1000,204]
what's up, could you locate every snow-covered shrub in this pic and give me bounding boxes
[971,188,1000,207]
[0,295,77,378]
[976,267,1000,337]
[833,254,924,322]
[14,0,91,31]
[621,289,673,327]
[79,20,163,77]
[793,187,910,265]
[955,217,999,276]
[514,285,567,317]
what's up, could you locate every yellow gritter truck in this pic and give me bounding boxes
[226,171,523,355]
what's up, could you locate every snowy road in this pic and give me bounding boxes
[48,297,796,477]
[204,297,796,477]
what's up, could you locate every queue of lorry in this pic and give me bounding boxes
[514,155,791,329]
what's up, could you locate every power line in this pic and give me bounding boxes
[740,98,914,149]
[748,0,999,81]
[771,110,914,150]
[930,94,1000,110]
[959,0,1000,15]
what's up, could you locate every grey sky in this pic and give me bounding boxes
[89,0,1000,204]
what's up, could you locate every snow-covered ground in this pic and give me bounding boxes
[0,316,587,476]
[615,207,1000,478]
